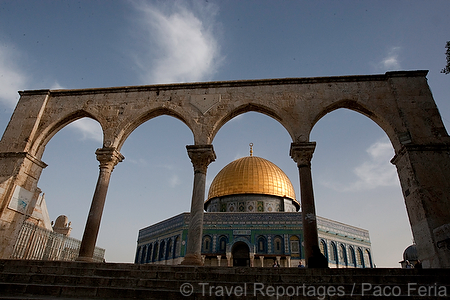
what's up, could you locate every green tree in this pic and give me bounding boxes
[442,41,450,74]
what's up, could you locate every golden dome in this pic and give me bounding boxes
[207,156,297,204]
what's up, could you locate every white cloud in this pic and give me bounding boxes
[322,138,399,192]
[126,158,148,165]
[377,46,402,71]
[50,82,65,90]
[68,118,103,144]
[351,140,398,190]
[169,174,181,188]
[130,0,223,84]
[0,45,28,108]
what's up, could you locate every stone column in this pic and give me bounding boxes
[217,255,222,266]
[250,253,255,267]
[181,145,216,265]
[77,147,124,262]
[226,252,232,266]
[391,143,450,268]
[286,256,291,267]
[276,256,281,267]
[290,142,318,268]
[259,256,264,267]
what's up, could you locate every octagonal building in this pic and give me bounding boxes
[136,149,373,268]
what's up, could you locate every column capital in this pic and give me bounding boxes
[186,144,216,174]
[95,147,124,170]
[290,142,316,167]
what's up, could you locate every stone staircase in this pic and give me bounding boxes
[0,259,449,299]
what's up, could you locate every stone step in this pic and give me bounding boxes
[0,260,449,299]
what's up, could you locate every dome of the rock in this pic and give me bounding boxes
[205,155,299,212]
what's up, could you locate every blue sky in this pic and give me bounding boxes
[0,0,449,267]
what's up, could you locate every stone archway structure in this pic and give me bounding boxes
[0,70,449,267]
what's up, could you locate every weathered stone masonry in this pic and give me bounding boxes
[0,70,449,267]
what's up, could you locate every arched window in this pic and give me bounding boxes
[349,246,356,267]
[218,236,227,254]
[339,244,348,266]
[159,241,165,260]
[357,248,365,268]
[320,239,328,259]
[257,236,267,253]
[173,236,179,259]
[365,249,373,268]
[152,242,158,262]
[273,236,283,254]
[135,246,141,264]
[140,246,147,264]
[202,235,212,253]
[166,239,172,260]
[146,244,152,263]
[330,242,338,263]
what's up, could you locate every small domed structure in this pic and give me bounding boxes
[52,215,72,236]
[399,244,419,268]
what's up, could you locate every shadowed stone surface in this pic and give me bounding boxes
[0,260,449,299]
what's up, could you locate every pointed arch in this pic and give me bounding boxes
[115,108,194,150]
[349,246,357,267]
[210,103,295,144]
[339,244,348,267]
[31,110,102,159]
[310,99,398,151]
[320,239,328,259]
[218,235,228,254]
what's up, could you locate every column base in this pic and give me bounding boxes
[76,256,94,262]
[180,253,203,266]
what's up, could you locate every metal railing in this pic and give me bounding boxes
[11,221,105,262]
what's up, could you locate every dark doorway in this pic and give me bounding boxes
[232,242,250,266]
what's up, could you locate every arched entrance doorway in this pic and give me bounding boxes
[232,242,250,266]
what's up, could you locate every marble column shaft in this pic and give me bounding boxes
[77,147,124,262]
[290,142,318,268]
[181,145,216,265]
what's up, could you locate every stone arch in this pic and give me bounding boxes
[31,110,102,159]
[310,100,397,151]
[1,71,449,267]
[210,103,296,144]
[114,107,195,151]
